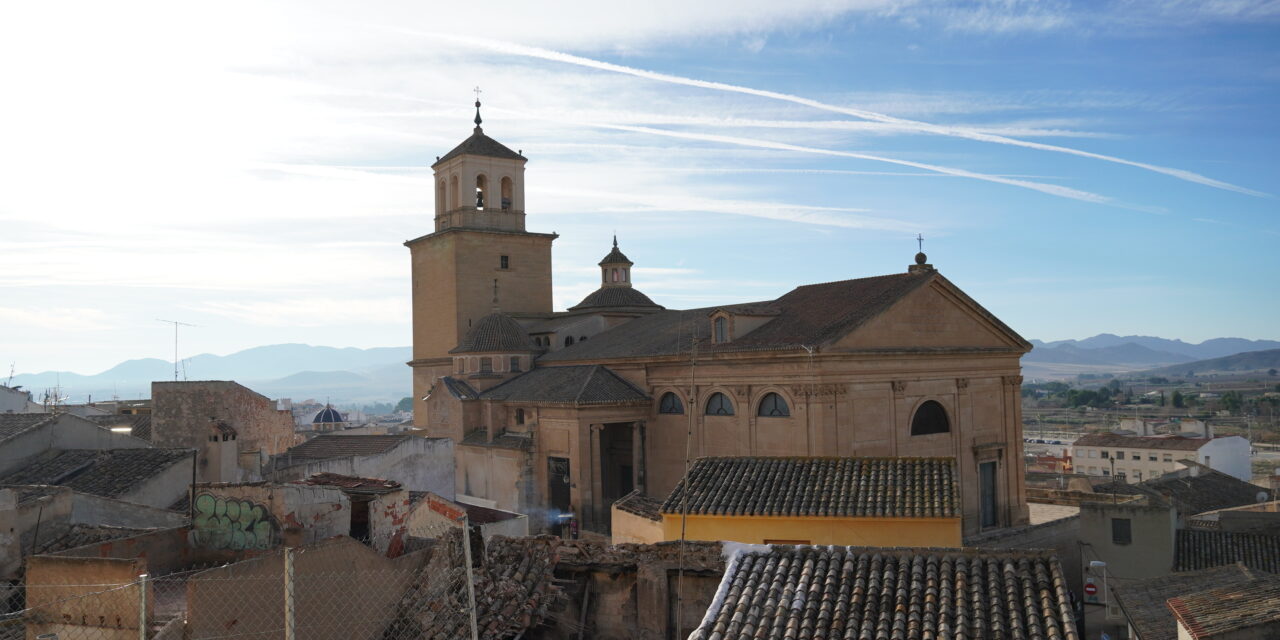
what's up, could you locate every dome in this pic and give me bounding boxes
[450,312,537,353]
[312,406,344,424]
[569,286,662,311]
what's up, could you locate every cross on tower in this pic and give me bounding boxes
[473,86,482,101]
[473,86,483,128]
[917,233,924,252]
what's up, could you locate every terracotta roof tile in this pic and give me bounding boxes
[478,365,649,406]
[451,312,538,353]
[1167,574,1280,638]
[277,434,413,463]
[661,456,959,519]
[1113,564,1256,640]
[690,546,1078,640]
[614,490,663,521]
[0,448,192,499]
[300,472,402,493]
[1073,433,1210,451]
[433,129,525,165]
[568,286,661,310]
[0,413,57,442]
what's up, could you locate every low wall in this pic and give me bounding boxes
[24,555,149,640]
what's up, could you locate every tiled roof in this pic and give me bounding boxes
[277,434,411,463]
[662,457,959,519]
[598,242,632,265]
[29,523,158,556]
[1072,433,1208,451]
[568,286,662,310]
[439,376,479,400]
[614,490,663,521]
[461,429,534,450]
[1167,574,1280,638]
[478,365,650,406]
[0,449,192,499]
[542,271,960,362]
[0,413,56,442]
[1096,465,1271,516]
[433,128,525,165]
[450,312,537,353]
[690,546,1078,640]
[1113,564,1256,640]
[0,484,66,505]
[1175,529,1280,573]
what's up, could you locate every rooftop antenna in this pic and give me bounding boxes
[157,319,197,382]
[5,362,13,387]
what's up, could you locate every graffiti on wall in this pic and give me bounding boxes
[192,493,278,550]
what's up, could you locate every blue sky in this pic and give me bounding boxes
[1,1,1278,375]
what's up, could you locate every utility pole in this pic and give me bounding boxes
[156,319,196,381]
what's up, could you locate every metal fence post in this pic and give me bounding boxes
[138,573,148,640]
[283,548,296,640]
[460,516,479,640]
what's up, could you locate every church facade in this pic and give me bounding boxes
[407,107,1032,537]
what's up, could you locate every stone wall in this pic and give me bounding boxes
[271,437,455,496]
[151,381,297,482]
[189,483,351,551]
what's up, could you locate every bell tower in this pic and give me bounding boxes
[406,97,557,425]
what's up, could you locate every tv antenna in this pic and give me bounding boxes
[157,319,197,381]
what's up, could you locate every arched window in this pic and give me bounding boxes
[611,268,619,282]
[515,408,525,425]
[623,268,629,282]
[475,174,487,209]
[579,335,587,342]
[449,175,460,210]
[714,317,728,343]
[705,392,734,416]
[437,180,446,214]
[757,393,790,417]
[911,400,950,436]
[659,392,684,414]
[509,356,521,372]
[564,336,575,347]
[500,176,513,210]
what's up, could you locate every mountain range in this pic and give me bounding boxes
[10,335,1280,403]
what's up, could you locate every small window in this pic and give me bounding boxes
[509,356,521,372]
[910,400,950,436]
[1148,454,1157,462]
[1089,450,1097,458]
[1163,454,1173,462]
[500,255,509,269]
[1101,451,1110,459]
[579,335,587,342]
[480,357,492,373]
[515,408,525,425]
[611,268,619,282]
[1112,518,1132,545]
[714,317,727,343]
[1116,451,1125,460]
[705,392,734,416]
[757,392,790,417]
[659,392,684,415]
[564,336,575,347]
[1102,469,1110,476]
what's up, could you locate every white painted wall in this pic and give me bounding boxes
[1197,436,1251,482]
[272,437,455,497]
[0,414,152,476]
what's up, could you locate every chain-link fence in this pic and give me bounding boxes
[0,513,564,640]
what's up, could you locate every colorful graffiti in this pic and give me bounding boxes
[192,493,278,550]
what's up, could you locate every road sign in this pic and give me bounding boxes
[1084,582,1097,595]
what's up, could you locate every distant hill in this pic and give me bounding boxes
[1025,342,1194,367]
[1136,349,1280,377]
[10,344,412,405]
[1031,334,1280,360]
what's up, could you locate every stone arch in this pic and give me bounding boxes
[449,174,460,210]
[910,399,951,436]
[755,390,792,418]
[475,174,488,209]
[437,180,446,214]
[500,176,513,210]
[657,390,685,415]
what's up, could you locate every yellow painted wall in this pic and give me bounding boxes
[611,505,664,545]
[660,513,962,548]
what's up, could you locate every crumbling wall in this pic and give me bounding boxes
[190,483,350,551]
[24,555,149,640]
[50,527,252,574]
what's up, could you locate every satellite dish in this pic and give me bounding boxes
[1258,491,1269,503]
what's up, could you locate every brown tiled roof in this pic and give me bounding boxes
[1113,564,1256,640]
[614,490,663,521]
[433,128,525,166]
[542,271,956,362]
[690,546,1078,640]
[0,413,57,442]
[478,365,649,406]
[130,415,152,440]
[461,429,534,450]
[451,312,538,353]
[661,457,959,519]
[1096,465,1271,516]
[568,286,661,310]
[1175,529,1280,573]
[29,523,159,556]
[0,449,192,499]
[277,434,411,463]
[1072,432,1208,451]
[1167,574,1280,638]
[439,376,479,400]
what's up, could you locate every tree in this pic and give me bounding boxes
[1172,390,1185,408]
[1269,368,1277,377]
[1222,390,1243,415]
[395,396,413,413]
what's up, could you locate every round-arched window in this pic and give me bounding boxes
[659,392,684,414]
[705,392,734,416]
[564,336,575,347]
[757,392,790,417]
[911,400,950,436]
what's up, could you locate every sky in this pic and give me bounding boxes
[1,0,1278,376]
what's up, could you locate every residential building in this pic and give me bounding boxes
[1113,563,1258,640]
[0,412,151,476]
[1095,462,1271,523]
[1168,574,1280,639]
[0,385,43,413]
[150,380,298,482]
[0,447,194,509]
[410,111,1034,537]
[687,545,1079,640]
[266,434,454,495]
[646,456,962,547]
[1071,432,1250,482]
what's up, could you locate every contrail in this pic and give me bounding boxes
[401,30,1266,198]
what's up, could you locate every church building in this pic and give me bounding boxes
[406,102,1033,537]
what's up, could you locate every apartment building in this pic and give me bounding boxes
[1071,432,1250,482]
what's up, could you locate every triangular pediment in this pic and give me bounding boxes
[832,274,1029,351]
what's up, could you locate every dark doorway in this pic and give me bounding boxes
[349,498,371,542]
[600,423,635,507]
[979,461,999,529]
[548,456,571,533]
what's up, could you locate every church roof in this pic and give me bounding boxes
[542,271,942,361]
[312,406,344,424]
[478,365,649,406]
[433,128,525,166]
[598,245,632,266]
[451,312,537,353]
[568,286,662,311]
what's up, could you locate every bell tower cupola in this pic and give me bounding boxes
[599,235,633,288]
[431,94,528,233]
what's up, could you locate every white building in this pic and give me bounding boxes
[0,386,44,414]
[1071,432,1251,482]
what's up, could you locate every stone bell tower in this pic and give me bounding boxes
[406,98,557,424]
